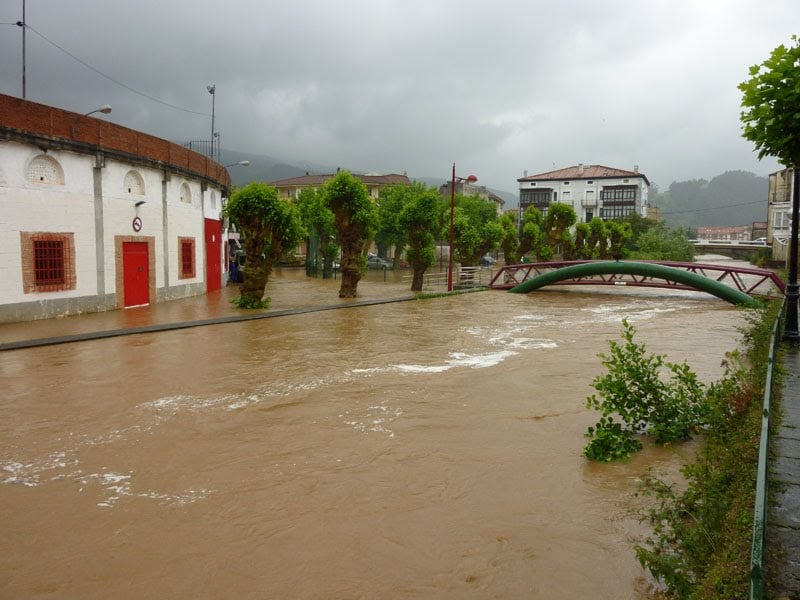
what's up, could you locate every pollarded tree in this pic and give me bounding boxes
[588,217,608,258]
[376,184,412,268]
[451,193,503,266]
[544,202,577,258]
[399,185,441,291]
[740,36,800,336]
[519,206,546,260]
[605,220,633,260]
[297,187,339,279]
[323,171,378,298]
[225,182,304,307]
[499,212,521,264]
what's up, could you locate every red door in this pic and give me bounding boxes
[205,218,222,292]
[122,242,149,307]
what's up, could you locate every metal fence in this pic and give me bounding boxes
[749,297,785,599]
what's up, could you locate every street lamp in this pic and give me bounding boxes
[448,163,478,292]
[84,104,112,117]
[207,84,216,161]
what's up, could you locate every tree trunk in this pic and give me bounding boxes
[338,251,362,298]
[411,267,425,291]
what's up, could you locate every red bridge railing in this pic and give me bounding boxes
[488,260,785,297]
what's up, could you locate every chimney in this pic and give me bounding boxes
[577,163,584,175]
[523,169,528,178]
[633,165,639,173]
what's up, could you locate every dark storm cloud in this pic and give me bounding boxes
[0,0,796,191]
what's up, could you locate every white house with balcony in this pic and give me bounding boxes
[517,164,649,222]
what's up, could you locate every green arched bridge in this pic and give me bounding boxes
[487,260,784,308]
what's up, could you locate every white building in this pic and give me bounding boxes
[517,164,649,222]
[0,93,230,323]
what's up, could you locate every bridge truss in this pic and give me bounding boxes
[487,260,785,297]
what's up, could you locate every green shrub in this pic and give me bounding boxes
[584,319,706,461]
[231,295,271,309]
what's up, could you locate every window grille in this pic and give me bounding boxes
[34,240,66,286]
[179,238,195,279]
[27,155,64,185]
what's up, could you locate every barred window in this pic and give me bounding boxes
[27,155,65,185]
[21,232,76,293]
[34,240,65,286]
[179,237,195,279]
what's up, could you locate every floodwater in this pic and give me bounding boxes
[0,272,748,599]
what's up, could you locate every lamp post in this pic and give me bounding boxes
[207,85,216,161]
[84,104,112,117]
[785,167,800,341]
[16,0,25,98]
[447,163,478,291]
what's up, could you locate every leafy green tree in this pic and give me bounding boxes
[604,221,632,260]
[399,185,441,290]
[323,171,378,298]
[376,184,412,267]
[574,222,592,259]
[587,217,608,258]
[225,182,304,307]
[499,213,521,264]
[519,206,545,260]
[450,194,502,266]
[631,223,695,262]
[740,36,800,335]
[297,187,339,278]
[739,35,800,169]
[544,202,577,258]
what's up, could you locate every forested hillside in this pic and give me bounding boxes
[651,170,767,229]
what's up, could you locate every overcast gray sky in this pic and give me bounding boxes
[1,0,798,192]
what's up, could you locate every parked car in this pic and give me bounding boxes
[753,237,768,245]
[479,254,497,266]
[366,255,392,269]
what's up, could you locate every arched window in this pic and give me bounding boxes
[124,170,145,195]
[27,155,65,185]
[179,182,192,204]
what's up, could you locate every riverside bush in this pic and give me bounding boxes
[634,301,779,598]
[584,319,706,462]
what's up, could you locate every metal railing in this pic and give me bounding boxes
[749,297,786,599]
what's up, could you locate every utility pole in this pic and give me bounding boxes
[16,0,26,98]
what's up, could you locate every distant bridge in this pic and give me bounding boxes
[487,260,784,306]
[693,240,769,260]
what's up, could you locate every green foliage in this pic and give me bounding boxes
[376,184,415,265]
[584,319,706,462]
[230,295,271,309]
[650,171,768,230]
[519,206,546,260]
[604,220,633,260]
[634,300,780,599]
[499,213,521,264]
[297,187,339,278]
[398,184,441,291]
[739,35,800,167]
[544,202,577,256]
[450,194,502,266]
[630,223,695,262]
[225,182,303,304]
[323,171,378,298]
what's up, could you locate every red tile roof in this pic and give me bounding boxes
[518,164,649,185]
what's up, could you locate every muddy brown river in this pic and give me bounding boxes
[0,274,747,598]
